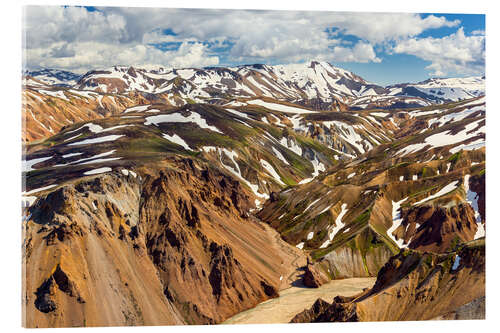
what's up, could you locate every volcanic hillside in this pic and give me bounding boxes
[22,62,485,327]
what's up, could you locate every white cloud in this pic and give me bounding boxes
[393,28,485,76]
[22,6,466,72]
[168,43,219,68]
[471,30,485,36]
[23,6,127,48]
[331,42,381,63]
[25,41,218,73]
[322,13,460,44]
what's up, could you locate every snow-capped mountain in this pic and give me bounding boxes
[388,76,485,103]
[22,62,485,114]
[24,68,82,86]
[73,61,389,104]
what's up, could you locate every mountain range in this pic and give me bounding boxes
[25,61,484,106]
[21,61,485,327]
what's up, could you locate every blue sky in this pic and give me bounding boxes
[23,6,485,86]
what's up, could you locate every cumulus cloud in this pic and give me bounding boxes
[23,6,127,48]
[22,6,470,73]
[393,28,485,76]
[324,13,460,43]
[331,42,381,63]
[25,41,218,73]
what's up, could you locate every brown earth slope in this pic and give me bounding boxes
[23,158,299,327]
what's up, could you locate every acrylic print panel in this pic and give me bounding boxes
[21,5,485,327]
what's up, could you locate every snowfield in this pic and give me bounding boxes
[398,119,484,156]
[464,174,485,239]
[55,150,117,166]
[323,121,366,155]
[68,135,125,146]
[65,123,133,136]
[22,184,58,196]
[272,147,290,165]
[83,167,112,175]
[388,197,409,248]
[225,108,251,120]
[219,148,269,200]
[23,156,52,172]
[163,133,193,151]
[124,105,150,113]
[260,159,285,185]
[298,156,325,184]
[144,111,223,134]
[279,137,302,156]
[320,203,348,248]
[413,181,459,206]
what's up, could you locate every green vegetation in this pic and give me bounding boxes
[449,235,463,252]
[448,152,461,163]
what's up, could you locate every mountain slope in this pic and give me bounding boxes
[388,76,485,103]
[74,62,386,103]
[24,69,82,86]
[291,239,485,322]
[258,96,485,277]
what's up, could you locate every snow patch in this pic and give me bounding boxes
[388,197,409,248]
[260,159,285,186]
[68,135,125,146]
[320,203,348,248]
[62,152,83,159]
[163,133,193,151]
[413,181,459,206]
[83,167,112,176]
[464,174,484,239]
[272,147,290,165]
[22,184,58,196]
[144,112,223,134]
[201,146,217,153]
[124,105,150,113]
[23,156,52,172]
[304,198,321,213]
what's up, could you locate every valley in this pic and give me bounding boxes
[21,61,485,327]
[223,277,376,324]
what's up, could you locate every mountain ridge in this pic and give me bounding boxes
[25,62,484,102]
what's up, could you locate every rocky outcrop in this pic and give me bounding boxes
[23,158,286,327]
[291,239,485,323]
[401,203,478,252]
[139,160,279,324]
[303,263,329,288]
[23,173,184,328]
[321,239,394,279]
[34,264,85,313]
[290,298,358,323]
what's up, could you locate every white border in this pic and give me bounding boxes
[2,1,498,332]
